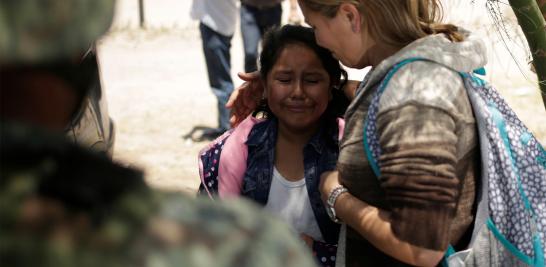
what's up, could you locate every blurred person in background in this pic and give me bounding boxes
[64,47,116,157]
[0,25,115,155]
[240,0,301,73]
[190,0,238,140]
[0,1,319,266]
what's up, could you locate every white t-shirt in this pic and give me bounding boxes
[264,167,324,242]
[190,0,238,36]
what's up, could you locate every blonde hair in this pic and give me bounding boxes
[300,0,464,48]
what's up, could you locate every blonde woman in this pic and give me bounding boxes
[228,1,483,266]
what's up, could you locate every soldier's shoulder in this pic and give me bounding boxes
[142,193,317,267]
[0,122,316,267]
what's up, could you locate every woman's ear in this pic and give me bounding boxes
[339,3,361,33]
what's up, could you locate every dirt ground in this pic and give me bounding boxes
[98,27,217,194]
[97,2,546,194]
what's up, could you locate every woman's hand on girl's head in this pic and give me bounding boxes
[226,71,263,127]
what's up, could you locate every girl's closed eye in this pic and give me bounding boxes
[304,74,325,84]
[275,74,292,83]
[277,77,292,83]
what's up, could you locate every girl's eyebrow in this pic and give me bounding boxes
[273,69,293,74]
[304,70,327,76]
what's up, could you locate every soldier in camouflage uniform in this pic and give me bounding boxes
[0,1,317,266]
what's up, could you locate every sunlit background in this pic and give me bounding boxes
[97,0,546,192]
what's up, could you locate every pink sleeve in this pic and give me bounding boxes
[337,118,345,141]
[218,116,262,198]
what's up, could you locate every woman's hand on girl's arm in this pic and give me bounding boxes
[319,171,445,267]
[319,171,341,203]
[226,71,263,127]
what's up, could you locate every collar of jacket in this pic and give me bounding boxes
[245,117,338,155]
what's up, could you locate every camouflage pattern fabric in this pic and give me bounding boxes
[1,1,317,266]
[0,122,317,267]
[0,0,115,64]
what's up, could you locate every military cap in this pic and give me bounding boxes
[0,0,115,64]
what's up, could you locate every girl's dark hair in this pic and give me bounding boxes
[255,25,349,120]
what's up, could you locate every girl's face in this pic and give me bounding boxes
[265,43,331,132]
[299,1,376,69]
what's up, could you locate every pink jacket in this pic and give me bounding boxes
[218,116,263,198]
[198,115,345,198]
